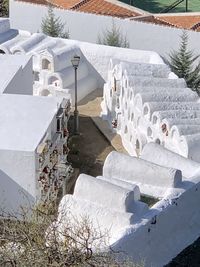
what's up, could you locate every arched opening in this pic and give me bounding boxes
[152,116,158,124]
[143,106,148,116]
[130,135,132,142]
[136,139,140,156]
[13,50,21,55]
[42,58,51,70]
[147,127,152,137]
[122,87,124,98]
[131,112,134,121]
[41,89,51,96]
[155,138,161,145]
[128,108,130,120]
[117,98,120,109]
[0,49,5,54]
[130,91,133,100]
[124,125,128,134]
[113,77,117,92]
[48,76,61,87]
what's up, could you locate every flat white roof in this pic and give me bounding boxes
[0,94,61,151]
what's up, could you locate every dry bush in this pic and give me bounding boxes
[0,203,141,267]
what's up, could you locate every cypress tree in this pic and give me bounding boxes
[98,21,129,48]
[167,31,200,94]
[41,5,69,39]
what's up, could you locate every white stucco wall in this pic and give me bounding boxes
[9,0,200,57]
[113,176,200,267]
[0,169,35,214]
[0,149,36,198]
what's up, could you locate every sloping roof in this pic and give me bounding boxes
[16,0,142,18]
[155,14,200,30]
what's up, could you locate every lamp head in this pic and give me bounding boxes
[71,55,80,68]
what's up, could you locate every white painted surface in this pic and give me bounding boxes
[0,94,60,151]
[113,176,200,267]
[58,194,135,244]
[141,143,200,179]
[0,54,33,95]
[56,145,200,267]
[96,176,140,201]
[74,174,137,213]
[103,151,182,197]
[0,149,36,198]
[0,168,34,214]
[101,59,200,161]
[9,0,200,58]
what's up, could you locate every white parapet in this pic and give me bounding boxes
[141,142,200,179]
[57,194,134,244]
[143,102,200,121]
[96,176,140,200]
[73,174,137,213]
[103,151,182,197]
[10,33,46,54]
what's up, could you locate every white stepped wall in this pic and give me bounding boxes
[102,60,200,161]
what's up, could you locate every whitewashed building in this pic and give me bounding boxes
[0,94,71,213]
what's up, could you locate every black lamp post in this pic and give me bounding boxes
[71,55,80,135]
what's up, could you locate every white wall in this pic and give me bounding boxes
[9,0,200,58]
[113,177,200,267]
[4,57,33,95]
[0,169,35,214]
[0,149,36,198]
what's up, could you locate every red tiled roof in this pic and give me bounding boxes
[72,0,139,18]
[16,0,141,18]
[155,15,200,31]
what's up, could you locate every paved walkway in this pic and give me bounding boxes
[78,88,127,154]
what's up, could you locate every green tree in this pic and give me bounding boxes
[166,31,200,94]
[0,0,9,17]
[98,21,129,48]
[41,5,69,39]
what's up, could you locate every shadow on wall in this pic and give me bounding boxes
[0,169,35,216]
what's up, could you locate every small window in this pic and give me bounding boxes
[113,77,117,92]
[42,58,51,70]
[57,119,61,132]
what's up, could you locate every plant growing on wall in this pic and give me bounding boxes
[41,5,70,39]
[97,21,129,48]
[166,31,200,95]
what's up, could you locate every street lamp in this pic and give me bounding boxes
[71,55,80,135]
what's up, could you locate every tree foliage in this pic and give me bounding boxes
[41,5,69,39]
[166,31,200,94]
[0,0,9,17]
[98,22,129,48]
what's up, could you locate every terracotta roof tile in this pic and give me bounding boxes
[16,0,141,18]
[155,15,200,30]
[72,0,139,18]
